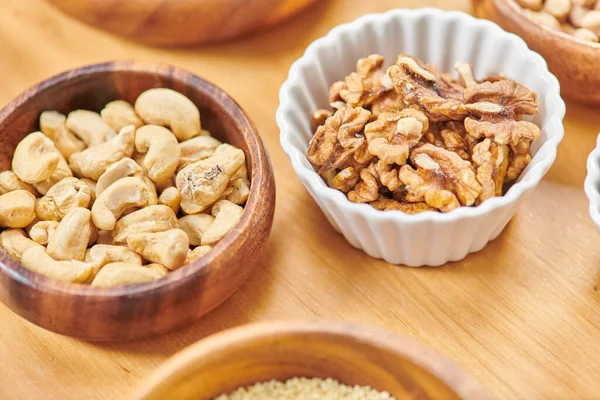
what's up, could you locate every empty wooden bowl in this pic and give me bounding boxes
[45,0,319,47]
[0,61,276,341]
[473,0,600,106]
[131,321,492,400]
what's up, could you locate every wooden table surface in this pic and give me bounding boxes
[1,0,599,399]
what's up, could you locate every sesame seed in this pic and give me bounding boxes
[214,377,396,400]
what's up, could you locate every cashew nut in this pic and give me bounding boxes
[40,110,86,158]
[91,176,150,230]
[88,225,99,247]
[570,5,589,27]
[210,143,231,154]
[33,153,74,195]
[155,176,175,194]
[143,176,159,206]
[85,244,142,276]
[0,170,38,196]
[178,135,222,168]
[135,88,201,141]
[69,125,135,180]
[201,200,243,246]
[132,151,147,174]
[580,10,600,34]
[0,190,37,228]
[134,125,181,183]
[112,204,179,243]
[185,246,212,264]
[25,216,40,236]
[214,144,249,183]
[66,110,116,146]
[47,207,94,261]
[231,161,249,182]
[176,146,245,214]
[178,214,214,246]
[29,220,59,245]
[21,246,92,283]
[80,178,97,204]
[145,263,170,277]
[573,27,600,41]
[158,186,182,214]
[0,229,45,261]
[95,157,143,196]
[222,178,250,205]
[91,262,162,287]
[101,100,144,131]
[12,132,60,184]
[35,177,91,221]
[127,228,189,270]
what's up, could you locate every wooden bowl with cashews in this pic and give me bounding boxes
[473,0,600,106]
[0,61,275,341]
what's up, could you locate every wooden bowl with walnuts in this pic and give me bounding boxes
[0,61,275,341]
[473,0,600,106]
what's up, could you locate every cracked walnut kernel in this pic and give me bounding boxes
[406,144,481,209]
[306,106,371,167]
[331,166,361,193]
[306,53,541,214]
[331,54,394,108]
[348,164,379,203]
[464,102,540,146]
[312,109,332,131]
[364,109,426,166]
[472,139,509,204]
[388,56,468,122]
[370,196,435,213]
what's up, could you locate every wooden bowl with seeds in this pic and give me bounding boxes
[131,321,492,400]
[473,0,600,106]
[0,61,275,341]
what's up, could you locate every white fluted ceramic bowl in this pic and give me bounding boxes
[584,135,600,230]
[278,8,565,266]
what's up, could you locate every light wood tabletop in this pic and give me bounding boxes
[1,0,599,399]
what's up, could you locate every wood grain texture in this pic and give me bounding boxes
[0,0,599,399]
[0,61,276,341]
[473,0,600,106]
[131,321,491,400]
[45,0,319,46]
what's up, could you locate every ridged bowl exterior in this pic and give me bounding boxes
[278,8,565,266]
[585,135,600,231]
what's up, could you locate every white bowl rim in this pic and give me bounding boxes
[584,134,600,229]
[278,7,566,224]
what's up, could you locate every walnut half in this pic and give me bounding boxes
[399,144,481,212]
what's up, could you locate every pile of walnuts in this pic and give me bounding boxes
[306,54,541,214]
[517,0,600,43]
[0,88,249,286]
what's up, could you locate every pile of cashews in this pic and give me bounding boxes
[0,88,249,287]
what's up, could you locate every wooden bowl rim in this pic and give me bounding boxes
[132,320,492,400]
[0,61,271,298]
[495,0,600,49]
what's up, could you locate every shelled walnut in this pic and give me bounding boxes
[306,54,541,214]
[518,0,600,43]
[0,88,249,286]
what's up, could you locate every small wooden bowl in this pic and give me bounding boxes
[473,0,600,106]
[45,0,319,47]
[0,62,276,341]
[131,321,492,400]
